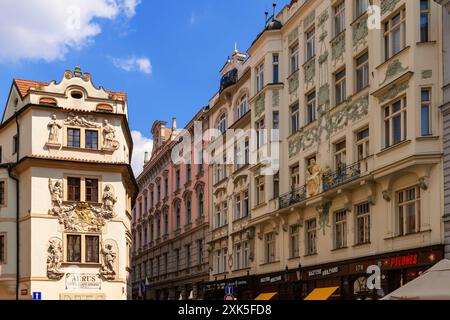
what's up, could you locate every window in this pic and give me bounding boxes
[243,191,249,217]
[256,118,265,148]
[0,146,2,163]
[234,243,241,270]
[163,252,168,274]
[384,9,406,60]
[0,234,5,263]
[175,169,180,190]
[290,225,300,258]
[334,140,346,170]
[222,201,228,226]
[150,220,154,241]
[244,138,250,165]
[273,54,279,83]
[144,193,148,213]
[186,199,192,224]
[156,256,160,275]
[306,91,316,123]
[157,183,161,202]
[273,111,279,130]
[273,172,280,198]
[164,209,169,235]
[217,113,227,135]
[335,69,346,105]
[186,245,191,270]
[85,178,98,203]
[150,190,154,207]
[234,194,241,220]
[421,89,431,136]
[356,202,370,244]
[290,164,300,190]
[290,103,300,134]
[256,176,265,205]
[214,205,221,229]
[397,186,421,235]
[355,0,368,18]
[164,177,168,198]
[156,214,161,238]
[85,236,99,263]
[256,63,264,92]
[222,248,228,273]
[67,235,82,263]
[356,128,370,172]
[334,1,345,35]
[0,181,5,206]
[243,241,250,268]
[67,128,80,148]
[175,249,180,272]
[420,0,430,42]
[198,190,204,217]
[186,164,191,182]
[356,52,369,91]
[306,28,315,60]
[384,97,407,147]
[289,43,299,74]
[67,177,81,201]
[306,219,317,255]
[215,250,221,274]
[144,224,148,245]
[12,135,18,155]
[197,240,203,265]
[85,130,98,149]
[236,95,248,121]
[334,210,347,249]
[265,232,276,263]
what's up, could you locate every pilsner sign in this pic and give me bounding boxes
[65,273,102,290]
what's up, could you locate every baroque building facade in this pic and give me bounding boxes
[204,0,446,300]
[131,112,209,300]
[0,67,137,300]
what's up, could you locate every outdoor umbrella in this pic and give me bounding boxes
[382,259,450,300]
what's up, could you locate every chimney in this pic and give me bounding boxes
[144,152,149,164]
[172,117,177,131]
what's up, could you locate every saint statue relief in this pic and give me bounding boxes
[306,158,321,197]
[48,178,63,207]
[100,243,117,280]
[102,184,117,213]
[47,115,62,144]
[102,119,119,150]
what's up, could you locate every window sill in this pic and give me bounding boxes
[330,29,346,44]
[63,201,102,207]
[288,256,301,261]
[384,229,431,240]
[252,202,267,211]
[62,146,102,153]
[416,135,439,141]
[416,41,436,46]
[353,242,371,248]
[350,12,368,27]
[62,262,102,267]
[376,46,411,70]
[376,139,411,157]
[303,253,317,257]
[302,55,316,68]
[331,246,348,252]
[260,260,280,266]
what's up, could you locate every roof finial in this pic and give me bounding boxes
[265,9,269,25]
[272,1,277,21]
[234,42,238,54]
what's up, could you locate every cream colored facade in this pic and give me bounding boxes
[205,0,446,299]
[0,67,136,300]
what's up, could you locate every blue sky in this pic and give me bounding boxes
[0,0,289,173]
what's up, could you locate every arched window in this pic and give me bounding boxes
[186,199,192,224]
[235,95,248,121]
[163,207,169,235]
[197,190,204,217]
[217,112,227,134]
[174,202,181,230]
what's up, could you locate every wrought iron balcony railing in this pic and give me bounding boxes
[279,185,307,209]
[220,68,238,92]
[322,162,361,192]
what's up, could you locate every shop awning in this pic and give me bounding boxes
[254,292,278,300]
[304,287,339,300]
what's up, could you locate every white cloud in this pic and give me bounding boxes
[131,130,153,177]
[111,56,152,74]
[0,0,141,62]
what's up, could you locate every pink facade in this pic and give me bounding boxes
[132,109,209,300]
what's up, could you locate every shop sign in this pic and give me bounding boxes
[384,254,418,268]
[260,277,271,283]
[65,273,101,290]
[270,275,282,283]
[308,267,340,277]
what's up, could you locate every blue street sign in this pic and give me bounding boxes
[225,286,233,295]
[32,292,42,300]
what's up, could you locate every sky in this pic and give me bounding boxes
[0,0,289,175]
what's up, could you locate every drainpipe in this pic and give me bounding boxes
[8,115,20,300]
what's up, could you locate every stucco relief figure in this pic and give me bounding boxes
[306,159,321,197]
[48,178,63,207]
[102,184,117,215]
[100,244,117,280]
[47,239,64,280]
[102,120,120,150]
[65,112,99,128]
[47,115,62,144]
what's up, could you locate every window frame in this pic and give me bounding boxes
[355,51,369,92]
[65,233,101,264]
[289,42,300,75]
[335,68,347,106]
[396,186,421,236]
[334,210,348,249]
[334,1,346,36]
[256,62,265,92]
[355,202,371,245]
[383,96,407,148]
[383,8,406,60]
[305,27,316,61]
[420,88,432,136]
[306,90,317,124]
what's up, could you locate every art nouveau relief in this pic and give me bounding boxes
[48,179,118,232]
[47,238,64,280]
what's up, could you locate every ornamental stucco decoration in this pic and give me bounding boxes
[255,93,265,118]
[381,0,400,15]
[288,71,299,101]
[304,58,316,87]
[318,84,330,109]
[102,119,120,151]
[100,240,118,281]
[272,90,280,108]
[64,112,100,128]
[422,70,432,79]
[288,27,299,44]
[380,59,408,85]
[353,14,368,52]
[47,238,64,280]
[379,81,409,103]
[317,10,329,29]
[317,202,332,236]
[48,180,117,232]
[331,32,345,66]
[303,10,315,29]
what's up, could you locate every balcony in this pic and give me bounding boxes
[322,162,361,192]
[279,185,307,210]
[220,68,238,92]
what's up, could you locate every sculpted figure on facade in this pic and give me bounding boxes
[65,112,100,128]
[306,159,321,197]
[100,243,117,280]
[47,239,64,280]
[102,184,117,215]
[48,178,63,207]
[102,120,120,150]
[47,114,62,144]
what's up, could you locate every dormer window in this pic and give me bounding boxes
[70,91,83,99]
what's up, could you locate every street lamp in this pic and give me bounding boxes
[296,263,302,281]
